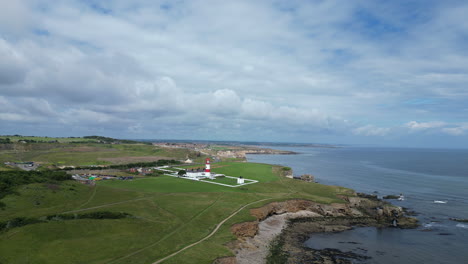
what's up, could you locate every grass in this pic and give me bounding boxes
[202,177,240,186]
[212,162,279,182]
[0,155,354,264]
[0,135,97,143]
[0,143,193,166]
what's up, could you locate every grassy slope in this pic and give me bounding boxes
[0,158,353,264]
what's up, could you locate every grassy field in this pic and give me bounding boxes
[0,150,353,264]
[0,135,92,142]
[0,143,195,167]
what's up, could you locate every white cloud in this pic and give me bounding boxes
[405,121,446,131]
[442,124,468,136]
[353,125,390,136]
[0,1,468,145]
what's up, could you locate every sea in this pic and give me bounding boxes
[246,146,468,264]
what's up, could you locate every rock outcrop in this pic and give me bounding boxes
[216,197,418,264]
[230,221,259,238]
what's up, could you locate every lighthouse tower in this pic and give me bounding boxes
[205,158,211,178]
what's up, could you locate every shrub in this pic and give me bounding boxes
[6,217,44,229]
[0,221,7,231]
[78,211,131,219]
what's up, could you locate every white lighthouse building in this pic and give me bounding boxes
[185,157,214,179]
[205,157,211,177]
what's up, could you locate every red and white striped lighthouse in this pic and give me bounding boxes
[205,158,211,175]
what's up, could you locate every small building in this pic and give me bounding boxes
[237,176,244,184]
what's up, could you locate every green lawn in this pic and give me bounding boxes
[0,161,353,264]
[100,175,245,193]
[212,162,279,182]
[202,177,240,186]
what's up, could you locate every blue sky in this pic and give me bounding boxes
[1,0,468,148]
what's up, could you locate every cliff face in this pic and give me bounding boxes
[232,197,414,239]
[216,149,296,159]
[220,197,418,264]
[249,199,362,222]
[231,221,259,238]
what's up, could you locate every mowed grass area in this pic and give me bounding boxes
[201,176,241,186]
[0,162,354,264]
[0,143,194,166]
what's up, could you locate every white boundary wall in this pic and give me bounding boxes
[155,167,258,188]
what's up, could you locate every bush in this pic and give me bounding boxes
[6,217,44,229]
[0,170,71,201]
[78,211,131,219]
[46,214,77,221]
[2,211,133,232]
[0,221,7,232]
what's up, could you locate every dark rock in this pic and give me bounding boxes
[438,233,454,236]
[227,195,419,263]
[449,218,468,223]
[357,193,379,201]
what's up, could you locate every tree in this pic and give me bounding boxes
[178,170,186,177]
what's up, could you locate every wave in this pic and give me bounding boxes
[456,223,468,229]
[423,222,446,229]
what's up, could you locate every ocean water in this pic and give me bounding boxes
[247,146,468,264]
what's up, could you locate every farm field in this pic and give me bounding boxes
[0,135,98,143]
[0,159,352,264]
[0,142,199,167]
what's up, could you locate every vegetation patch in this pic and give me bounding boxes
[266,234,289,264]
[0,170,71,208]
[60,159,180,170]
[0,211,133,232]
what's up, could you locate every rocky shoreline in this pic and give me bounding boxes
[215,195,418,264]
[216,149,297,160]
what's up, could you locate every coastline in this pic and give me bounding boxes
[217,196,418,264]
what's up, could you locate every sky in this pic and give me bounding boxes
[1,0,468,148]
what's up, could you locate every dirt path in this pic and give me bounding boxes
[151,197,274,264]
[106,193,226,264]
[76,185,98,209]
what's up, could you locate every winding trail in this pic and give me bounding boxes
[106,193,226,264]
[76,185,98,209]
[151,197,273,264]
